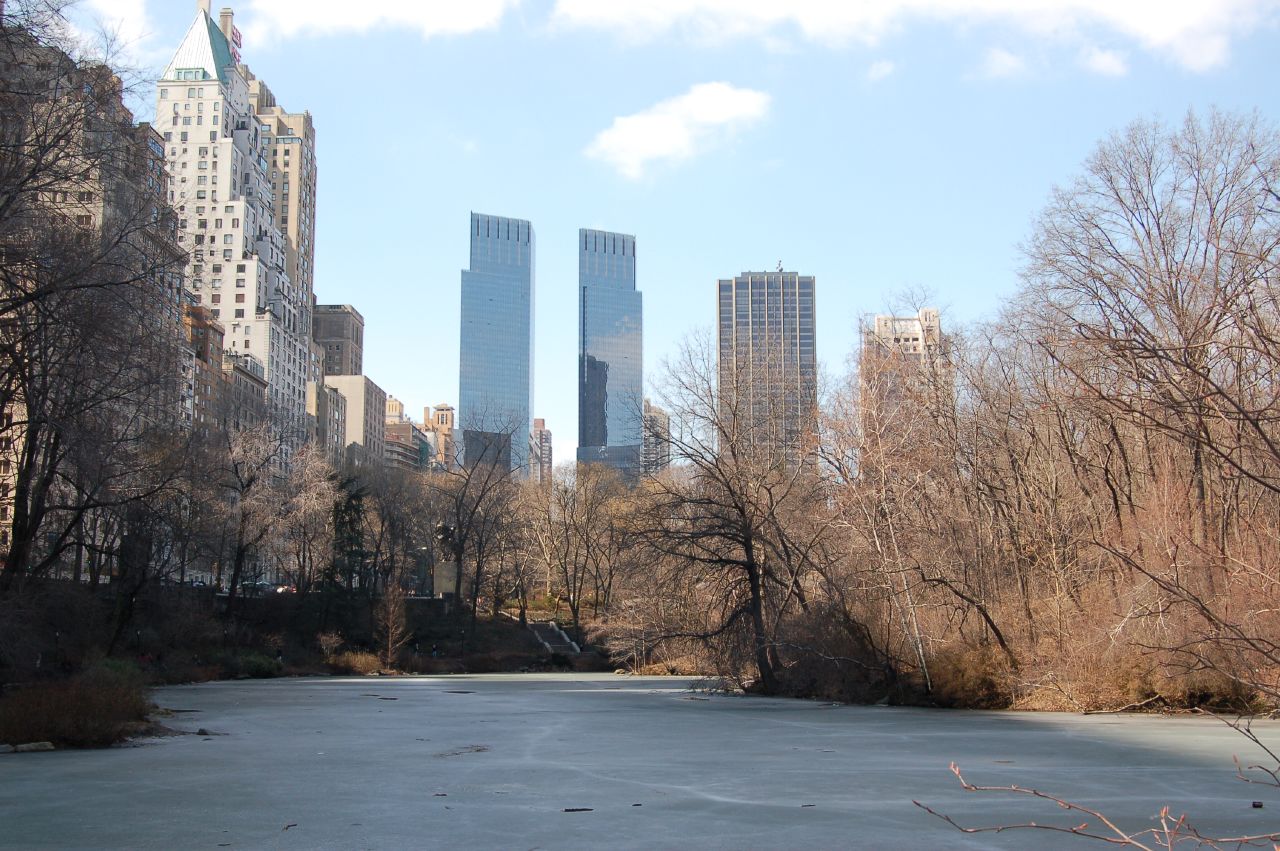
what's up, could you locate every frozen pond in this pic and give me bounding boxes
[2,674,1277,849]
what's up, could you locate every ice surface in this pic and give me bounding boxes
[1,674,1275,849]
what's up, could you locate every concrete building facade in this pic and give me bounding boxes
[324,374,387,466]
[313,303,364,376]
[424,404,456,469]
[305,381,347,468]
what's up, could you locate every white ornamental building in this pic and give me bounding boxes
[156,2,317,458]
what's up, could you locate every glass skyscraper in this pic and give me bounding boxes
[459,213,534,473]
[577,229,643,476]
[717,271,817,459]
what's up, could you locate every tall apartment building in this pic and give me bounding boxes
[459,213,534,473]
[156,2,316,455]
[717,270,817,458]
[324,374,387,466]
[1,52,186,549]
[530,418,553,484]
[577,229,642,477]
[860,308,949,436]
[313,303,364,376]
[642,399,671,474]
[866,309,943,361]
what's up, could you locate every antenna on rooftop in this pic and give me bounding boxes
[776,260,783,272]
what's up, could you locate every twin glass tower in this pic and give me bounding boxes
[458,215,642,478]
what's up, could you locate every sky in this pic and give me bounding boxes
[70,0,1280,465]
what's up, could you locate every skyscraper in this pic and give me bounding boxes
[156,2,315,454]
[716,270,817,458]
[459,213,534,473]
[577,229,642,477]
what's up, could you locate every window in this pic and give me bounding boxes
[235,294,245,303]
[76,191,93,202]
[211,294,220,304]
[234,309,245,318]
[75,214,92,227]
[160,88,168,99]
[187,88,195,97]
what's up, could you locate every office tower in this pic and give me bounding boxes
[458,213,534,473]
[156,2,315,454]
[716,270,817,458]
[530,418,553,484]
[576,229,642,477]
[324,374,387,466]
[313,304,364,376]
[642,399,671,474]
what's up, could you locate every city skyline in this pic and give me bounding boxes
[72,1,1280,466]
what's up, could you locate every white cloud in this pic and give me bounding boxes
[585,82,771,180]
[240,0,522,45]
[866,59,896,81]
[551,0,1279,71]
[70,0,163,67]
[979,47,1027,78]
[1080,45,1128,75]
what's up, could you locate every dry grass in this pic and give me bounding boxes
[329,651,382,675]
[0,663,150,748]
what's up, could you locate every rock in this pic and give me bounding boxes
[15,742,54,752]
[196,729,210,737]
[0,744,14,754]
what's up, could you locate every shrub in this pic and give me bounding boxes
[212,651,283,679]
[329,651,381,675]
[0,663,151,747]
[929,645,1014,709]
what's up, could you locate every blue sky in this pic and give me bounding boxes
[74,0,1280,464]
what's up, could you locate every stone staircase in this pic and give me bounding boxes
[529,620,580,655]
